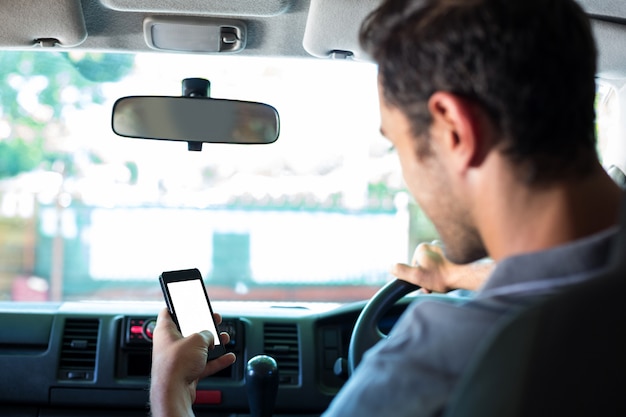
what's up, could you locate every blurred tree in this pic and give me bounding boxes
[0,51,134,178]
[0,137,44,177]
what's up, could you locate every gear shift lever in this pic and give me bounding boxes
[246,355,279,417]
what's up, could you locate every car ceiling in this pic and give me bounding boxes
[0,0,625,77]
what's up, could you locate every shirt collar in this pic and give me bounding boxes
[478,190,626,297]
[478,225,618,297]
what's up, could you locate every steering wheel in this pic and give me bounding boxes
[348,279,420,376]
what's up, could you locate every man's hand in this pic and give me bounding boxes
[150,308,236,417]
[392,242,494,293]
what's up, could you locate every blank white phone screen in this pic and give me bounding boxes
[166,279,220,343]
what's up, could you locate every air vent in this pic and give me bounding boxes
[58,318,99,381]
[263,323,300,385]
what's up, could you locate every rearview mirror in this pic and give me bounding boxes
[111,96,280,149]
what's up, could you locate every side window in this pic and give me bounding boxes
[596,82,624,171]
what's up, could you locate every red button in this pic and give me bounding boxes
[194,390,222,405]
[130,325,143,334]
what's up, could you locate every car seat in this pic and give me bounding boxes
[442,201,626,416]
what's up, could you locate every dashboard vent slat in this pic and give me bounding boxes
[58,318,99,381]
[263,323,300,385]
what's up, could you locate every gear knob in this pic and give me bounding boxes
[245,355,279,417]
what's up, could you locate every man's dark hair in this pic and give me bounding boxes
[360,0,598,183]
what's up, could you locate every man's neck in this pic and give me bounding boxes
[476,161,622,262]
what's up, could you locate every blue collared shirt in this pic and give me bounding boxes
[323,220,620,417]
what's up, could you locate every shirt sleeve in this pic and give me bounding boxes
[322,298,496,417]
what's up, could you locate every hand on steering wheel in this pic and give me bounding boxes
[348,242,492,375]
[393,241,492,293]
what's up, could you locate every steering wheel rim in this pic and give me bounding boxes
[348,279,420,376]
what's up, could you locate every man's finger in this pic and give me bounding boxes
[197,330,216,349]
[154,308,181,343]
[392,263,425,286]
[198,330,231,349]
[413,242,444,267]
[200,352,237,380]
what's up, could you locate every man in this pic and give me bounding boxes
[149,0,624,416]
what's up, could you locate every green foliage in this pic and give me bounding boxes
[125,161,138,184]
[0,138,43,178]
[368,181,401,209]
[0,51,135,178]
[64,52,134,84]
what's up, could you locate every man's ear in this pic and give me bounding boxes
[427,92,487,174]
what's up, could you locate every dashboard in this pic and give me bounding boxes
[0,299,410,416]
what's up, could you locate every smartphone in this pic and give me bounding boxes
[159,268,226,359]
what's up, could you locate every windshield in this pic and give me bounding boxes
[1,51,617,304]
[0,51,440,303]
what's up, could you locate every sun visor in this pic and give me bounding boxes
[302,0,380,61]
[577,0,626,19]
[593,20,626,79]
[0,0,86,47]
[100,0,293,17]
[578,0,626,78]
